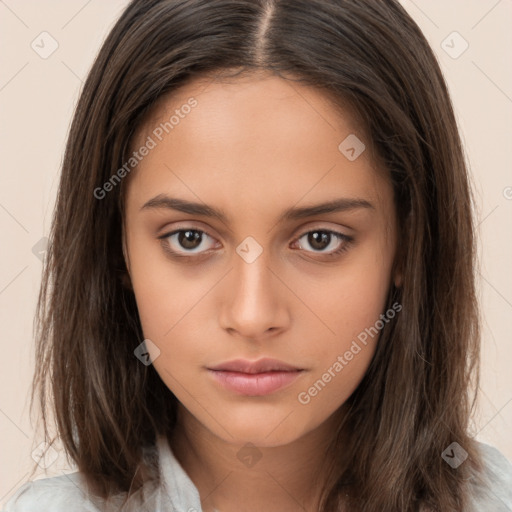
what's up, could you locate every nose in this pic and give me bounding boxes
[219,247,291,342]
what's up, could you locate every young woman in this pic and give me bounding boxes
[3,1,512,511]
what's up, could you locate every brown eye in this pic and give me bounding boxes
[161,229,217,255]
[296,230,349,255]
[178,230,203,250]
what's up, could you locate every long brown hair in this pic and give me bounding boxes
[32,0,483,510]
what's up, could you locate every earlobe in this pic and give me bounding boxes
[121,233,133,290]
[122,236,130,273]
[120,271,133,290]
[392,259,403,288]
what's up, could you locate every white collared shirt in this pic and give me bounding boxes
[2,436,512,511]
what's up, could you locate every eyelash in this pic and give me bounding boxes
[157,227,354,261]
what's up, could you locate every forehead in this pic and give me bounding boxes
[125,73,390,220]
[137,71,365,150]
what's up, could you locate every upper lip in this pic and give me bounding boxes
[208,358,302,374]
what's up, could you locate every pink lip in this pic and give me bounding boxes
[207,358,304,396]
[209,358,302,374]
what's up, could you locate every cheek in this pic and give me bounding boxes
[131,274,213,381]
[132,267,212,400]
[296,297,386,404]
[292,244,395,406]
[127,241,223,393]
[299,244,394,347]
[128,233,213,339]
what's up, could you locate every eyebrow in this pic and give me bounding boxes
[140,194,374,223]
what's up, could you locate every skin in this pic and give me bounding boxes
[123,71,399,512]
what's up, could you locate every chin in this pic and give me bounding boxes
[209,412,309,448]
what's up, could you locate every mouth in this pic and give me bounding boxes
[207,358,305,396]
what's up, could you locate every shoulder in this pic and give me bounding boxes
[467,441,512,511]
[1,472,103,512]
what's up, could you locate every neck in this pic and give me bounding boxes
[168,405,346,512]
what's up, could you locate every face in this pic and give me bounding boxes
[123,72,399,448]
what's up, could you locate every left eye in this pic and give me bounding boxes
[294,230,349,254]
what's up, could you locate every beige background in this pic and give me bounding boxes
[0,0,511,505]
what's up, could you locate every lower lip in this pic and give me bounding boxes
[208,369,303,396]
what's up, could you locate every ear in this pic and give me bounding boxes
[391,227,404,289]
[393,269,403,288]
[122,233,130,272]
[391,257,403,288]
[120,229,133,290]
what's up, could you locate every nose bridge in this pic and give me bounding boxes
[235,247,273,305]
[220,241,289,338]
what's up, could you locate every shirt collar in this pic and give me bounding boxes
[155,433,204,512]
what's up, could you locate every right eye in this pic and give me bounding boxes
[159,229,219,256]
